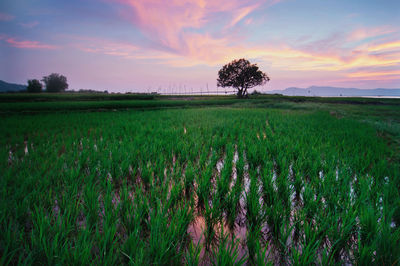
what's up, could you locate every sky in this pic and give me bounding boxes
[0,0,399,93]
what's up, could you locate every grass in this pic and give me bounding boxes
[0,94,399,264]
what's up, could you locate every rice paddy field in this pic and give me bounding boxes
[1,95,400,265]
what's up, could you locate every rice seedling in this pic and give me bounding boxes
[0,105,399,264]
[211,226,246,266]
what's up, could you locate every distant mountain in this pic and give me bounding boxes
[268,86,400,97]
[0,80,27,92]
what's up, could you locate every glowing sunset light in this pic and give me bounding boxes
[0,0,399,92]
[348,70,400,78]
[367,41,400,52]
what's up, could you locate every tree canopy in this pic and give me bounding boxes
[217,59,270,98]
[42,73,68,93]
[27,79,42,93]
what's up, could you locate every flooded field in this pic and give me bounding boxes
[1,107,399,264]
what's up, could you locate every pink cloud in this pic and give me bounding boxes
[288,28,400,74]
[367,40,400,52]
[109,1,399,76]
[346,13,359,19]
[347,70,400,79]
[106,0,289,68]
[228,4,260,27]
[69,0,398,86]
[5,38,57,49]
[116,0,273,52]
[69,35,177,61]
[0,12,14,21]
[244,18,253,25]
[76,38,138,56]
[347,26,395,42]
[71,30,400,78]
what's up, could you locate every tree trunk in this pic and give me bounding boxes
[243,88,249,98]
[237,88,244,98]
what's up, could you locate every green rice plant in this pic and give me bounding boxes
[261,162,276,207]
[276,168,291,218]
[121,234,145,265]
[266,200,285,246]
[83,183,99,230]
[119,188,148,264]
[246,227,261,263]
[211,226,246,266]
[64,228,93,265]
[0,218,23,265]
[94,221,118,264]
[292,169,303,204]
[29,206,70,265]
[216,153,232,215]
[139,163,152,190]
[147,201,192,264]
[302,183,318,224]
[236,146,245,183]
[184,162,195,196]
[290,221,320,265]
[326,210,357,264]
[253,240,273,265]
[197,165,213,212]
[374,218,400,265]
[246,170,265,229]
[204,197,221,248]
[277,223,295,264]
[359,205,378,247]
[185,237,203,266]
[354,244,375,265]
[166,178,185,211]
[226,179,242,231]
[1,104,399,265]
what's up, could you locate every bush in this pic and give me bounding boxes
[27,79,43,93]
[42,73,68,92]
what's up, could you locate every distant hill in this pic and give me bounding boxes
[0,80,27,92]
[268,86,400,97]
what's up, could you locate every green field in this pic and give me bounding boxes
[1,94,400,264]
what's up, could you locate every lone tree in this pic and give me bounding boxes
[217,58,270,98]
[27,79,43,93]
[42,73,68,92]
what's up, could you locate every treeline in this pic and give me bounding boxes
[27,73,68,93]
[0,92,158,103]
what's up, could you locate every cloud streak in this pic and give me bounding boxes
[112,0,399,80]
[71,25,400,86]
[3,0,398,91]
[116,0,272,54]
[5,37,57,49]
[19,21,39,28]
[0,12,14,21]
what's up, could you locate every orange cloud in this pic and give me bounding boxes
[367,41,400,52]
[80,0,399,86]
[348,70,400,78]
[114,0,399,75]
[73,33,400,79]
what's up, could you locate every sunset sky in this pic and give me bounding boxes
[1,0,399,92]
